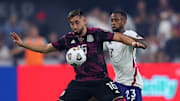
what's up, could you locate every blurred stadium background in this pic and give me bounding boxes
[0,0,180,101]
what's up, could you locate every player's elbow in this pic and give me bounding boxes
[41,50,48,53]
[39,45,50,53]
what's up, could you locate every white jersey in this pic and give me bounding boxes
[103,30,144,89]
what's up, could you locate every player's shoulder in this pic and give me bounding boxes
[56,32,74,41]
[87,27,103,33]
[124,30,143,39]
[123,30,137,36]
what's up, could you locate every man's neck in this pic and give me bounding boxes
[114,28,125,33]
[119,28,125,33]
[79,27,87,37]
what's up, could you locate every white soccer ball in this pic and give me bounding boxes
[66,47,87,67]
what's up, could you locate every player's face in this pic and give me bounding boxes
[69,16,86,35]
[111,13,125,32]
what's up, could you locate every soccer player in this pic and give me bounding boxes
[103,11,147,101]
[11,9,146,101]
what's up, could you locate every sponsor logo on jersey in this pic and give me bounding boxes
[78,37,84,42]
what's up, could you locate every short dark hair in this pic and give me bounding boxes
[67,9,84,21]
[112,10,127,19]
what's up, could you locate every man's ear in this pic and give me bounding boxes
[123,18,127,25]
[83,17,87,24]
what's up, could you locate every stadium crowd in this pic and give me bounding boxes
[0,0,179,66]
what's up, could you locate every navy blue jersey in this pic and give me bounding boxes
[52,28,114,81]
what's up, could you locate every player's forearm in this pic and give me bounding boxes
[20,43,50,53]
[113,33,136,46]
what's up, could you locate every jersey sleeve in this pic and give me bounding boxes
[52,35,66,51]
[97,29,114,41]
[124,30,144,40]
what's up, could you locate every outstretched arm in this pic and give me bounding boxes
[113,33,147,49]
[11,32,56,53]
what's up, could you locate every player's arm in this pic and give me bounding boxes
[11,32,56,53]
[113,32,147,49]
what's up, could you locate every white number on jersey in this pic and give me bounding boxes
[125,89,136,101]
[77,44,87,54]
[106,81,120,94]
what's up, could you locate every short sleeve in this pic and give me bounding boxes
[124,30,144,40]
[52,35,66,51]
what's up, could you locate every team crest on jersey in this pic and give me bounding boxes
[71,39,76,44]
[87,34,94,42]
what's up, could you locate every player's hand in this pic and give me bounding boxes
[132,42,147,49]
[10,32,24,47]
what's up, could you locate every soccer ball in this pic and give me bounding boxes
[66,47,87,67]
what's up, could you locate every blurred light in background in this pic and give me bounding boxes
[0,0,180,101]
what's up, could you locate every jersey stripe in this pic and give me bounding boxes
[132,48,137,86]
[132,67,137,86]
[133,58,135,68]
[132,48,135,68]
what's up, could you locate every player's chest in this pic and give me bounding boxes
[106,41,129,58]
[106,41,126,51]
[67,34,98,54]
